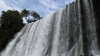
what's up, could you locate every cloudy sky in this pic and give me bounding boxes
[0,0,75,17]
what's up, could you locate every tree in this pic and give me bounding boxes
[31,11,40,20]
[0,15,1,27]
[0,10,24,52]
[1,10,24,30]
[21,9,30,18]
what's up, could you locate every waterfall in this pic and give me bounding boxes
[81,0,100,56]
[0,0,100,56]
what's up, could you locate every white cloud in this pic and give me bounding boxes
[39,0,51,7]
[38,0,60,16]
[0,0,75,23]
[39,0,60,10]
[0,0,21,15]
[0,0,11,14]
[22,17,28,24]
[0,0,75,17]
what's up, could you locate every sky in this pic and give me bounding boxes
[0,0,75,17]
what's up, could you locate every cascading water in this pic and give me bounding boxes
[81,0,100,56]
[0,0,100,56]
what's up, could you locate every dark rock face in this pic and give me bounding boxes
[92,0,100,50]
[80,0,100,56]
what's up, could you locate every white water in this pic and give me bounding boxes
[82,0,100,56]
[0,0,100,56]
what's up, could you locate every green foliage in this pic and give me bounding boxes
[21,9,42,23]
[31,11,41,20]
[0,10,24,52]
[21,9,30,17]
[0,15,1,27]
[1,10,22,29]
